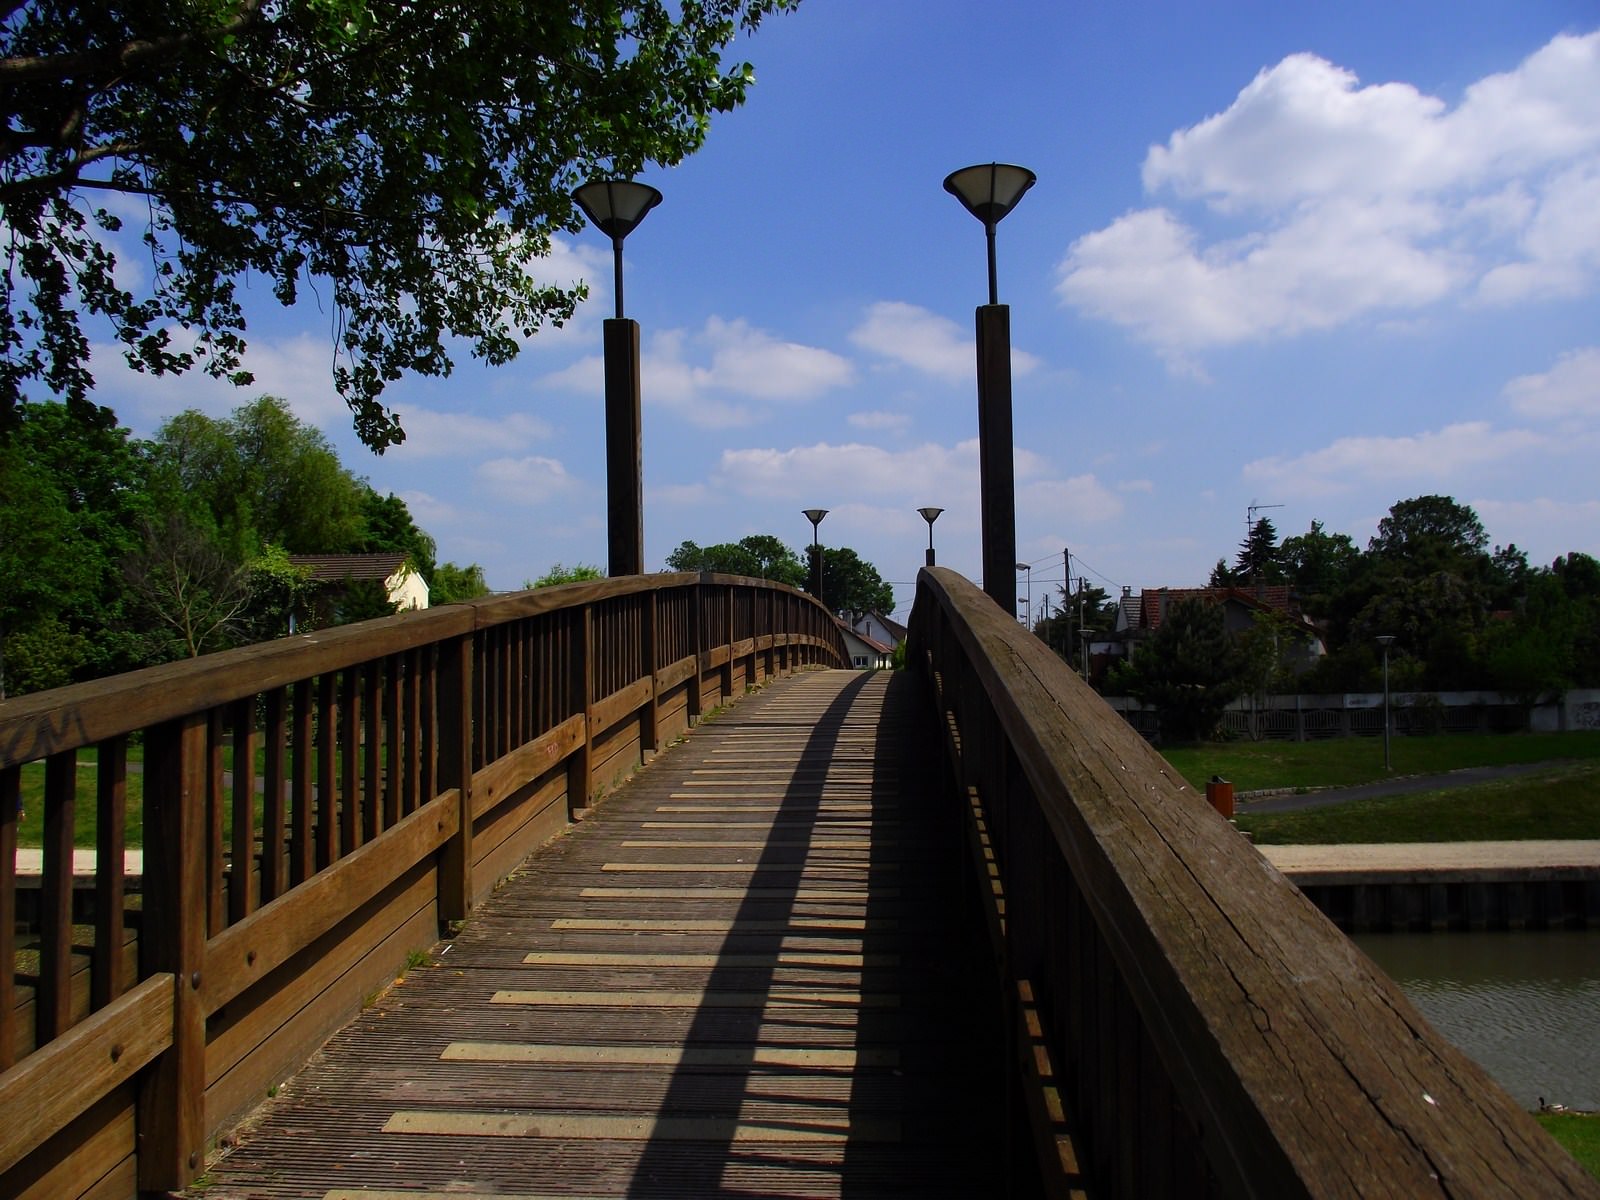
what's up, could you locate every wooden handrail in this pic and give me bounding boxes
[908,565,1595,1199]
[0,571,846,1194]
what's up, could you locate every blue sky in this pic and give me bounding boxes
[92,0,1600,624]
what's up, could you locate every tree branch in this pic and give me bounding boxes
[0,0,262,84]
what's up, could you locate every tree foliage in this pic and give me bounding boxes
[665,535,805,587]
[1109,598,1243,742]
[819,546,893,618]
[0,394,486,692]
[529,562,604,588]
[0,0,798,449]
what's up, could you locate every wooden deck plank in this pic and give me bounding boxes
[192,670,1004,1198]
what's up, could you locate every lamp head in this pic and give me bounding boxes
[1016,562,1030,572]
[802,508,828,528]
[943,163,1036,228]
[1376,634,1397,648]
[572,179,663,242]
[917,506,944,526]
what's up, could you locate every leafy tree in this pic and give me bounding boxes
[0,400,155,692]
[123,513,254,657]
[1368,495,1488,573]
[1,0,798,450]
[359,489,437,582]
[529,562,604,588]
[1280,520,1360,608]
[1234,517,1284,584]
[332,578,400,626]
[431,562,491,604]
[147,396,369,557]
[820,546,893,618]
[665,535,805,586]
[1108,599,1244,742]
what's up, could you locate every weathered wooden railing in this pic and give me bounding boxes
[0,573,845,1197]
[907,566,1596,1199]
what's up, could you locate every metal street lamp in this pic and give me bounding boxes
[803,508,828,600]
[572,178,663,578]
[1016,561,1031,627]
[1377,635,1396,771]
[917,507,944,567]
[945,162,1035,617]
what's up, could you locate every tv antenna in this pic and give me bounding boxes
[1246,501,1283,541]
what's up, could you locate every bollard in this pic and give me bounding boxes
[1205,774,1235,819]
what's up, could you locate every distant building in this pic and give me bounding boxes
[1107,584,1324,674]
[837,618,893,669]
[288,553,429,628]
[851,611,907,652]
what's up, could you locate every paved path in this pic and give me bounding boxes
[192,669,1004,1199]
[1240,760,1577,814]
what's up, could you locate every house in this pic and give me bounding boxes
[288,554,430,627]
[1107,584,1325,674]
[851,611,908,652]
[837,618,893,669]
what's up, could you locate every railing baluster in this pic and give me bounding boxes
[93,736,128,1008]
[137,712,207,1190]
[437,633,473,923]
[291,679,313,886]
[317,673,337,869]
[38,750,75,1042]
[341,666,361,852]
[262,690,287,904]
[0,765,17,1069]
[364,663,382,839]
[385,654,403,829]
[206,710,225,935]
[229,699,256,924]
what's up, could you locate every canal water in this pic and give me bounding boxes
[1353,931,1600,1112]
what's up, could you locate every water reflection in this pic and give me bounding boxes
[1354,931,1600,1111]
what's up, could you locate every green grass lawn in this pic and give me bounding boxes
[1160,730,1600,793]
[1539,1112,1600,1180]
[1235,761,1600,844]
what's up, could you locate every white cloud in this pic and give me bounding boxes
[1242,422,1547,495]
[1060,32,1600,356]
[718,440,979,499]
[1471,496,1600,563]
[538,316,852,428]
[1504,346,1600,419]
[477,455,580,506]
[383,408,553,460]
[93,330,348,433]
[1019,475,1125,523]
[850,301,1041,382]
[848,409,913,433]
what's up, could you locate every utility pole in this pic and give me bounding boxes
[1079,577,1088,678]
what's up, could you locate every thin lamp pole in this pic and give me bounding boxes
[1377,635,1396,771]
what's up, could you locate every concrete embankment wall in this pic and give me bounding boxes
[1261,842,1600,933]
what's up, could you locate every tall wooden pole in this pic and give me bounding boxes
[976,304,1016,616]
[604,317,643,577]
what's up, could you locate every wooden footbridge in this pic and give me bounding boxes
[1,569,1594,1198]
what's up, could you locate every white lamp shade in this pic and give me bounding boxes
[572,179,663,240]
[943,163,1036,226]
[917,507,944,525]
[802,508,829,525]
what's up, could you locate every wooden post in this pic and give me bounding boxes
[437,634,474,923]
[0,766,16,1070]
[689,577,705,725]
[39,751,76,1041]
[568,607,594,818]
[643,592,660,755]
[138,713,208,1191]
[604,318,644,578]
[976,304,1017,617]
[722,585,735,700]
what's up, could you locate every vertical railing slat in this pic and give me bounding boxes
[229,699,256,924]
[206,710,225,935]
[340,667,361,852]
[316,673,337,869]
[137,712,207,1191]
[0,765,18,1070]
[291,679,314,886]
[92,735,128,1008]
[385,654,403,828]
[364,664,382,839]
[436,633,474,923]
[261,689,287,904]
[38,750,76,1042]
